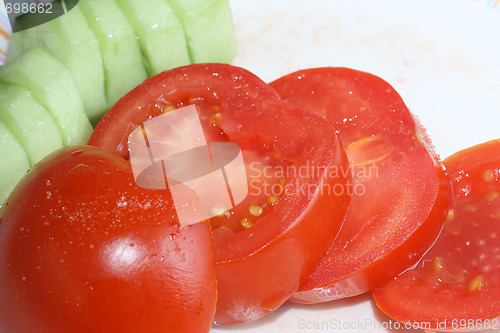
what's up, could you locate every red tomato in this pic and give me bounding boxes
[0,146,216,333]
[270,67,451,302]
[373,139,500,331]
[88,63,351,324]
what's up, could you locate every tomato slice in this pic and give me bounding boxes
[88,64,351,324]
[0,146,216,333]
[270,67,451,302]
[373,139,500,331]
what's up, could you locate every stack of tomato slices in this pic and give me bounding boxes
[0,63,498,332]
[270,68,451,302]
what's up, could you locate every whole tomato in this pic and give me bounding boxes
[0,146,216,333]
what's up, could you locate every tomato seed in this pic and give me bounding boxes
[272,152,282,160]
[485,191,500,202]
[249,204,263,217]
[209,112,222,126]
[240,218,253,229]
[432,257,444,274]
[468,275,485,292]
[465,204,478,212]
[162,105,176,113]
[278,177,286,192]
[484,170,496,183]
[446,209,456,222]
[268,195,278,205]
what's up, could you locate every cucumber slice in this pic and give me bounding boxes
[7,5,108,123]
[0,120,30,205]
[1,47,93,146]
[80,0,148,108]
[117,0,190,75]
[0,83,63,166]
[166,0,238,63]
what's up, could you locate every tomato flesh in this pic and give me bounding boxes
[89,64,351,324]
[270,67,450,302]
[373,139,500,331]
[0,146,216,333]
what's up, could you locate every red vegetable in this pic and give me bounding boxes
[373,139,500,331]
[270,67,450,302]
[0,146,216,333]
[89,63,351,324]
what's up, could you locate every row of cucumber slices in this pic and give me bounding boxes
[0,0,238,205]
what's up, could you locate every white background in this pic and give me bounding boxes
[217,0,500,332]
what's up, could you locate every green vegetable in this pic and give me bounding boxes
[1,47,93,145]
[0,83,63,166]
[7,5,107,123]
[0,120,30,204]
[80,0,148,109]
[167,0,238,63]
[117,0,190,75]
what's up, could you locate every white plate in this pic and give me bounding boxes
[217,0,500,332]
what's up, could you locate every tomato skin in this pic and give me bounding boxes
[270,67,451,302]
[0,146,216,333]
[89,64,351,324]
[373,139,500,331]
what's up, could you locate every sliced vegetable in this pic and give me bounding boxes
[79,0,148,109]
[0,83,63,166]
[89,63,351,324]
[0,120,29,205]
[7,4,107,122]
[7,0,239,124]
[117,0,190,75]
[270,67,450,302]
[1,47,92,145]
[373,139,500,331]
[166,0,238,63]
[0,145,217,333]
